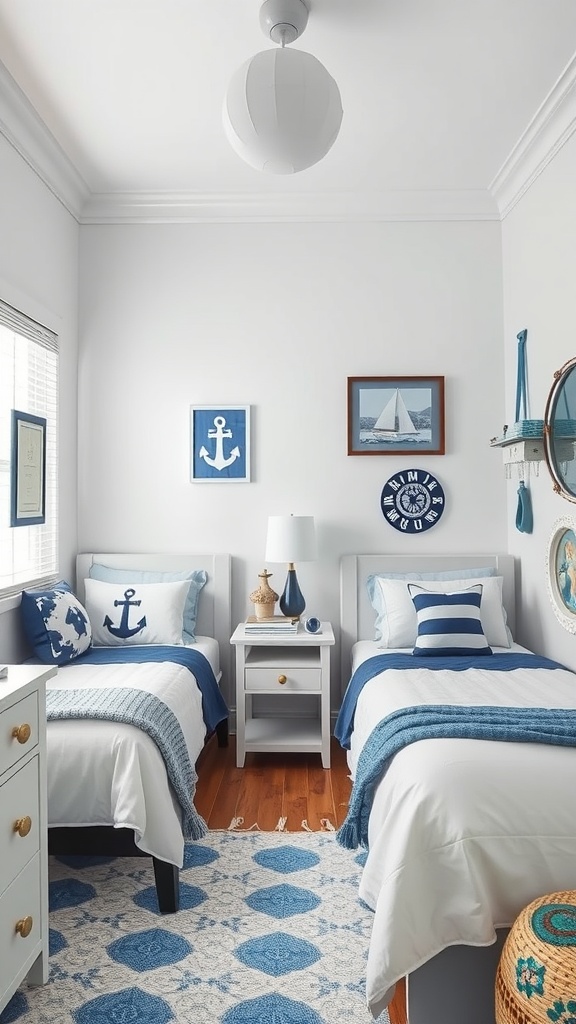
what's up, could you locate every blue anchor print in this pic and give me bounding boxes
[199,416,240,472]
[103,588,147,639]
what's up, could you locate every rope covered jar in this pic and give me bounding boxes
[495,890,576,1024]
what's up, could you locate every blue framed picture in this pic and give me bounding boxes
[11,409,47,526]
[190,405,251,483]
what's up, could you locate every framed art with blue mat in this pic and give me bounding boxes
[10,408,47,526]
[347,375,445,456]
[190,405,250,482]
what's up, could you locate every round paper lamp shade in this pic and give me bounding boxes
[223,47,343,174]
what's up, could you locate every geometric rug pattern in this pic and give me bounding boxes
[1,831,390,1023]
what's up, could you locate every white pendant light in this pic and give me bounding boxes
[223,0,343,175]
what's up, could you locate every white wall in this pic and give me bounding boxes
[79,219,508,707]
[502,131,576,668]
[0,133,79,662]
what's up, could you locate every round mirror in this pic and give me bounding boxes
[544,357,576,502]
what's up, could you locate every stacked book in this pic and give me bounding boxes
[245,615,299,635]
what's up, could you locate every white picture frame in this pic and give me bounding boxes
[190,405,251,483]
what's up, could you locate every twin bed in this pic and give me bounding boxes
[42,552,231,913]
[337,553,576,1024]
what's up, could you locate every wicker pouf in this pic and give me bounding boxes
[495,890,576,1024]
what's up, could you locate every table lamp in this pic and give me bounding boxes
[264,514,316,618]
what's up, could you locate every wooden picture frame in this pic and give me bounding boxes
[190,405,251,483]
[347,376,445,455]
[11,409,47,526]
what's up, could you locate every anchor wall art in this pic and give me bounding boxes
[190,405,251,483]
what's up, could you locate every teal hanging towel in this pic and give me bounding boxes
[516,480,533,534]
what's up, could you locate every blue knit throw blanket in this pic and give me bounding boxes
[336,703,576,851]
[46,686,207,841]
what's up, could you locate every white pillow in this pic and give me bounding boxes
[84,578,189,647]
[370,575,511,648]
[409,584,493,656]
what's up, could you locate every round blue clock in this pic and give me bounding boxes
[380,468,445,533]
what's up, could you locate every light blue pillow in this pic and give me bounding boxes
[87,565,207,643]
[21,580,92,664]
[409,584,493,657]
[366,567,497,645]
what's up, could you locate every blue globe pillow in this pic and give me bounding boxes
[21,580,92,664]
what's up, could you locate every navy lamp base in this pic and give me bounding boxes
[278,565,306,619]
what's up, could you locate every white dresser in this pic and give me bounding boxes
[0,664,56,1015]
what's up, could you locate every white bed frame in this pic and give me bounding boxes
[48,552,232,913]
[339,553,516,1024]
[76,551,231,692]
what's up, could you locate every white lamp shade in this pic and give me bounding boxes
[265,515,316,563]
[223,47,343,174]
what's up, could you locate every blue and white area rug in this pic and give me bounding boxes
[1,831,390,1024]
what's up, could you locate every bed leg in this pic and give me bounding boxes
[216,718,228,747]
[152,858,180,913]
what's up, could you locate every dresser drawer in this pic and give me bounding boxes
[244,667,322,692]
[0,692,39,778]
[0,756,40,898]
[0,853,41,998]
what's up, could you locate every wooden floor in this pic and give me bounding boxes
[195,733,352,831]
[194,733,407,1024]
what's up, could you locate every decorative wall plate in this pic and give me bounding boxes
[380,468,445,533]
[546,514,576,632]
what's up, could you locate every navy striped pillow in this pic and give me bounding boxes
[408,584,493,657]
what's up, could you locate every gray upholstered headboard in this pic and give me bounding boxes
[340,553,516,684]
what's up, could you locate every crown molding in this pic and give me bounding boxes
[490,53,576,219]
[80,188,498,224]
[0,60,89,220]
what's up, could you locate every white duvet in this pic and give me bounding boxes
[347,642,576,1019]
[46,638,219,868]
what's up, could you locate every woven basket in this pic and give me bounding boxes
[495,890,576,1024]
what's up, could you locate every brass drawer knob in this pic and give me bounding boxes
[15,916,33,938]
[13,816,32,838]
[277,674,287,685]
[12,723,31,745]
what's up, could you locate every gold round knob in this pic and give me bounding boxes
[13,816,32,838]
[278,674,287,685]
[15,916,33,938]
[12,723,31,744]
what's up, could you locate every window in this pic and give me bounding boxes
[0,299,58,597]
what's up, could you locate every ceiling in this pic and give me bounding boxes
[0,0,576,220]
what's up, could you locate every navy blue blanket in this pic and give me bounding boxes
[334,652,566,750]
[337,703,576,851]
[71,645,228,734]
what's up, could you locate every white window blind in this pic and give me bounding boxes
[0,299,59,597]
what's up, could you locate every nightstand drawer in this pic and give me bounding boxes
[244,667,322,692]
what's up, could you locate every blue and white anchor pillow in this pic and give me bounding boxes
[83,578,190,647]
[408,583,493,657]
[21,580,92,664]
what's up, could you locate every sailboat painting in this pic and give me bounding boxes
[372,389,419,438]
[347,376,445,455]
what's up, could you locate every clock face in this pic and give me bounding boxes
[380,469,445,533]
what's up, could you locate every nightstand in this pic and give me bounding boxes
[230,622,335,769]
